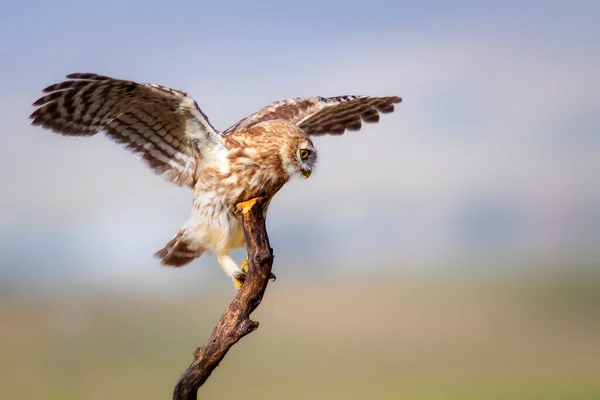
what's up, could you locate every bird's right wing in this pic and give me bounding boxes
[30,73,225,188]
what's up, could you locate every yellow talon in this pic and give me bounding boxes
[233,269,246,290]
[234,259,276,288]
[240,259,249,274]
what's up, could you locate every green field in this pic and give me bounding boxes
[1,276,599,399]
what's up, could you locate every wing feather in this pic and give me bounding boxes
[30,73,223,188]
[224,95,401,136]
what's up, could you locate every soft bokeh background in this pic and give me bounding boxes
[1,1,599,399]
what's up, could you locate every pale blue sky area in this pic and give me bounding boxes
[0,1,598,292]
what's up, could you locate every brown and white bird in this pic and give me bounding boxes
[30,73,401,289]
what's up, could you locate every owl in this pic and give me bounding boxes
[30,73,402,289]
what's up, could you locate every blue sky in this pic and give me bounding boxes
[0,0,598,291]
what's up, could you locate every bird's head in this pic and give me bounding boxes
[257,120,317,180]
[279,135,317,179]
[250,120,318,181]
[294,139,317,179]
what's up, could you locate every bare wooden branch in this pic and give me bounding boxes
[173,196,274,400]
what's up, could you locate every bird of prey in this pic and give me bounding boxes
[30,73,402,289]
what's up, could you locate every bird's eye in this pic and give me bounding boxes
[300,149,310,160]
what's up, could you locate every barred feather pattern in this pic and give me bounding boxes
[224,95,402,136]
[29,73,223,188]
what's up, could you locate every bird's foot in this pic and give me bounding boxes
[240,259,277,282]
[232,269,246,290]
[240,258,249,274]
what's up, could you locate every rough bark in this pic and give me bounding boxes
[172,196,274,400]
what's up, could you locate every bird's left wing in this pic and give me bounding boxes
[224,95,402,136]
[30,73,224,188]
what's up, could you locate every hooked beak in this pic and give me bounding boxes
[302,169,312,179]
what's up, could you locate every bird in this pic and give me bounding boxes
[29,73,402,289]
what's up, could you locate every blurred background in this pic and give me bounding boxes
[1,1,599,399]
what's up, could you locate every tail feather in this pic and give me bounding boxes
[155,229,204,267]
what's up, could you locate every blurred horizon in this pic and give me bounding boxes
[2,277,599,399]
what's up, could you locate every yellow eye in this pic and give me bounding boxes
[300,149,310,160]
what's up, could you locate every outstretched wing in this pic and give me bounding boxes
[30,73,224,188]
[224,95,402,136]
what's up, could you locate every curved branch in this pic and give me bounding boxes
[173,196,274,400]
